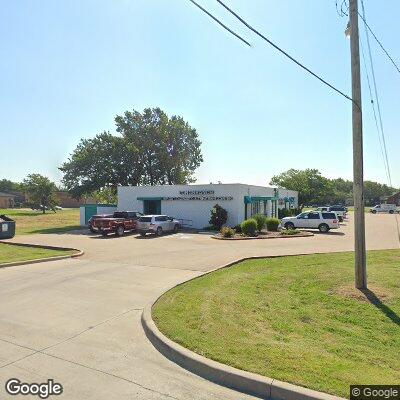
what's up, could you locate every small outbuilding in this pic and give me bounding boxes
[386,192,400,206]
[118,183,298,229]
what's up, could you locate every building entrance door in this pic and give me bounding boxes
[143,200,161,215]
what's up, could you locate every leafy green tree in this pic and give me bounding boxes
[363,181,395,206]
[0,179,21,192]
[59,132,132,198]
[91,187,118,204]
[270,169,398,207]
[270,169,331,208]
[60,107,203,197]
[23,174,58,213]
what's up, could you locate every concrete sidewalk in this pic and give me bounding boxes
[0,213,398,399]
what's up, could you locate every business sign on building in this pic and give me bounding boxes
[163,190,233,201]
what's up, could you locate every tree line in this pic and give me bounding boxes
[270,169,398,208]
[59,107,203,199]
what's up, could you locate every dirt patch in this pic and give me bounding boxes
[334,284,393,303]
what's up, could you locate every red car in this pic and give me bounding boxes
[92,211,143,237]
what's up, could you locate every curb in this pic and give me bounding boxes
[0,241,84,269]
[141,255,347,400]
[211,232,314,240]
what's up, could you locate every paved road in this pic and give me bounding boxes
[1,213,399,399]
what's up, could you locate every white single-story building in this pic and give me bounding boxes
[118,183,298,229]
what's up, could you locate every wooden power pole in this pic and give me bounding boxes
[349,0,367,289]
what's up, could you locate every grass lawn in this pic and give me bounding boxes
[153,250,400,398]
[0,243,76,264]
[0,208,81,235]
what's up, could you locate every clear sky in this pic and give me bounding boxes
[1,0,399,187]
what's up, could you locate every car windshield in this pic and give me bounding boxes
[139,216,152,222]
[297,213,308,219]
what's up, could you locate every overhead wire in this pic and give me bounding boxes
[188,0,251,47]
[214,0,358,108]
[360,0,400,246]
[360,0,392,187]
[337,0,400,75]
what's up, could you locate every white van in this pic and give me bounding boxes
[370,204,398,214]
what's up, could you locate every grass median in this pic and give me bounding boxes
[153,250,400,398]
[0,208,81,235]
[0,243,76,265]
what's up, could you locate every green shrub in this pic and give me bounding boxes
[281,229,301,235]
[253,214,267,231]
[220,227,235,238]
[233,224,242,234]
[266,217,280,231]
[209,204,228,230]
[241,219,258,236]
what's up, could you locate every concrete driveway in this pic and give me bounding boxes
[1,213,399,399]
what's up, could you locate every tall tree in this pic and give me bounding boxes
[60,107,203,197]
[0,179,21,192]
[23,174,58,213]
[271,169,398,207]
[270,169,331,208]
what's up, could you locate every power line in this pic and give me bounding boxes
[337,0,400,75]
[360,0,392,187]
[360,40,390,183]
[358,11,400,75]
[188,0,251,47]
[214,0,358,108]
[360,0,399,248]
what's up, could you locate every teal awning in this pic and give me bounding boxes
[244,196,278,204]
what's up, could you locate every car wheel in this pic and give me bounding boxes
[371,210,377,214]
[115,225,124,237]
[338,216,343,222]
[389,210,394,214]
[318,223,329,233]
[101,230,108,237]
[284,222,295,230]
[89,227,96,233]
[156,227,163,236]
[173,224,179,233]
[140,232,146,237]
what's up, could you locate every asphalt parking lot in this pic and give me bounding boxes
[1,213,399,399]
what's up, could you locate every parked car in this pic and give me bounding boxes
[370,204,398,214]
[281,211,340,233]
[88,214,113,233]
[315,206,347,222]
[137,215,180,236]
[92,211,143,237]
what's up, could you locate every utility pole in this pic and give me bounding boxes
[349,0,367,289]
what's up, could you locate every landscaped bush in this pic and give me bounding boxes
[253,214,267,231]
[209,204,228,230]
[266,217,280,231]
[241,219,258,237]
[281,228,301,235]
[278,207,302,218]
[233,224,242,234]
[220,227,235,238]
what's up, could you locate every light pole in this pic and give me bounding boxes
[349,0,367,289]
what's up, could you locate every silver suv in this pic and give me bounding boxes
[137,215,180,236]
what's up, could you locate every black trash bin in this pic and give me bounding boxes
[0,215,16,239]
